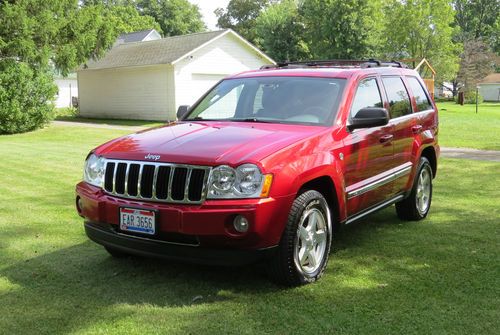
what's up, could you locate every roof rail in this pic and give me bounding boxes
[260,59,408,70]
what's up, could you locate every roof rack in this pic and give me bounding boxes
[261,59,408,70]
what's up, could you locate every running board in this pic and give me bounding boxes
[345,194,404,225]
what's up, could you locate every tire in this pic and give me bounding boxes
[267,190,333,286]
[396,157,433,221]
[104,246,129,258]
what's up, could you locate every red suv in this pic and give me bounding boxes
[76,60,439,286]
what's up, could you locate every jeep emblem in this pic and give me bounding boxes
[145,153,161,161]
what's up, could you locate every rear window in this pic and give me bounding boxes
[186,76,346,126]
[382,77,412,118]
[407,76,433,112]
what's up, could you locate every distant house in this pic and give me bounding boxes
[54,72,78,108]
[478,73,500,102]
[77,29,274,121]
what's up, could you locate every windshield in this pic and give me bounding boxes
[185,76,346,126]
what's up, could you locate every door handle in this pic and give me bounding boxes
[412,125,423,134]
[379,134,393,143]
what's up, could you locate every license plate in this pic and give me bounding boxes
[119,208,156,235]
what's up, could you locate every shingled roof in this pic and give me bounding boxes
[479,73,500,84]
[83,30,229,70]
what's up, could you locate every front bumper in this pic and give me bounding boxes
[85,221,276,266]
[76,182,293,252]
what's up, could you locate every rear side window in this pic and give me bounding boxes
[350,78,383,118]
[382,77,412,118]
[407,76,433,112]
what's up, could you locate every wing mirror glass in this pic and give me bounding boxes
[348,107,389,131]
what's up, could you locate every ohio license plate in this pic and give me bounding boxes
[119,208,156,235]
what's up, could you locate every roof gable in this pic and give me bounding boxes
[115,29,161,44]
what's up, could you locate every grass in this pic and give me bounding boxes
[436,102,500,150]
[55,109,164,128]
[0,125,499,334]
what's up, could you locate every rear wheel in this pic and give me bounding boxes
[396,157,433,221]
[267,190,333,286]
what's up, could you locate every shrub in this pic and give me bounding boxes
[0,60,57,134]
[464,90,484,104]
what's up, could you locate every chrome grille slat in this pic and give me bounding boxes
[152,165,159,199]
[137,164,144,197]
[167,166,175,201]
[184,169,193,199]
[124,163,130,196]
[103,159,211,204]
[112,163,117,193]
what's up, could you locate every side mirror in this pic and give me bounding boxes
[348,107,389,131]
[177,105,190,120]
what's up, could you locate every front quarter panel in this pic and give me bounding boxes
[262,131,347,222]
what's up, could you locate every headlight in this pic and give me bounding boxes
[207,164,272,199]
[83,153,106,188]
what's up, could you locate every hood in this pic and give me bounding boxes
[95,121,326,167]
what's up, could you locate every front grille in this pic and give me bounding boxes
[103,160,211,204]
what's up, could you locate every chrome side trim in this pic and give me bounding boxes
[347,163,412,200]
[104,159,212,204]
[346,194,404,225]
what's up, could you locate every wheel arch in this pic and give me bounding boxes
[420,146,437,178]
[297,175,342,231]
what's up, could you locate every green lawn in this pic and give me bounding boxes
[1,125,499,334]
[437,102,500,150]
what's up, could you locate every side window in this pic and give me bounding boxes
[407,76,433,112]
[382,77,412,118]
[350,78,383,118]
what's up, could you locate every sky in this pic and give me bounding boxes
[187,0,230,30]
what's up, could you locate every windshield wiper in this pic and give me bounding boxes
[232,118,279,123]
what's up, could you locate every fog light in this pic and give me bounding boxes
[233,215,249,233]
[76,196,83,214]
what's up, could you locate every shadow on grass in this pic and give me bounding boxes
[2,203,498,334]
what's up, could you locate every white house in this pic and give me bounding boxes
[478,73,500,102]
[54,73,78,108]
[77,29,274,121]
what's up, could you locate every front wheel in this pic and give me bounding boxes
[396,157,433,221]
[267,190,333,286]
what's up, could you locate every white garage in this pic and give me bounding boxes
[478,73,500,102]
[78,29,274,121]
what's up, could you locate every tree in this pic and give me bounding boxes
[255,0,309,61]
[136,0,205,36]
[0,0,159,134]
[301,0,384,60]
[215,0,274,44]
[0,60,57,134]
[457,38,499,92]
[454,0,500,53]
[106,5,161,36]
[382,0,460,82]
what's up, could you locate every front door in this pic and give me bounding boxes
[343,77,395,216]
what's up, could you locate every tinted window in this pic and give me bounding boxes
[407,76,433,111]
[382,77,412,118]
[350,78,383,118]
[187,77,346,126]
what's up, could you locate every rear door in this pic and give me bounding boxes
[381,76,416,194]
